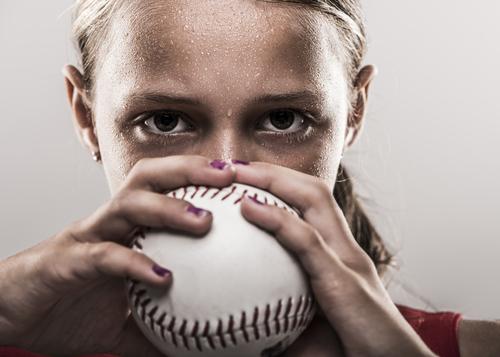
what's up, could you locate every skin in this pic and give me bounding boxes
[0,0,498,356]
[83,0,348,192]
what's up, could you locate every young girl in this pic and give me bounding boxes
[0,0,498,356]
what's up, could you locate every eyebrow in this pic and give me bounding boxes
[124,89,322,107]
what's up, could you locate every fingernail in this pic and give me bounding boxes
[209,159,228,170]
[248,195,263,205]
[231,159,250,165]
[152,264,171,277]
[186,204,211,217]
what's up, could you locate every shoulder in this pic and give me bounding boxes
[458,318,500,357]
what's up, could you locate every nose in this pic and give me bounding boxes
[201,129,252,163]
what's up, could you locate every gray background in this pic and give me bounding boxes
[1,1,499,319]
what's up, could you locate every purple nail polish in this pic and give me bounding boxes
[249,195,263,205]
[209,159,228,170]
[231,159,250,165]
[187,204,211,217]
[152,264,171,277]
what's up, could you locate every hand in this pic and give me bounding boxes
[0,156,235,357]
[235,161,436,357]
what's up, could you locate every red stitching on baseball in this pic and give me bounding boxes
[291,296,303,330]
[148,306,158,331]
[233,189,248,204]
[127,184,308,353]
[201,186,210,197]
[283,297,293,333]
[190,185,200,199]
[191,321,201,351]
[241,311,249,342]
[228,315,237,345]
[221,185,237,201]
[128,280,314,353]
[158,312,167,340]
[210,188,223,199]
[264,303,271,337]
[217,318,227,347]
[203,321,216,349]
[169,316,178,347]
[179,319,189,350]
[252,306,260,340]
[274,299,283,334]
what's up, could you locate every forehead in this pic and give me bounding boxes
[96,0,346,106]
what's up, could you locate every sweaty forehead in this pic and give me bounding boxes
[98,0,344,102]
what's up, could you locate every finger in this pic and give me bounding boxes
[72,190,213,244]
[69,241,173,286]
[234,161,361,259]
[125,155,236,192]
[240,195,345,279]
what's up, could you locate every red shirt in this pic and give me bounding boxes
[0,304,462,357]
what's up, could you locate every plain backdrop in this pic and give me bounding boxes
[1,1,499,320]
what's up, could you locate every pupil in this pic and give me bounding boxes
[270,111,294,130]
[154,113,178,132]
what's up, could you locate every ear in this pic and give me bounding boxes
[62,64,99,159]
[344,64,377,150]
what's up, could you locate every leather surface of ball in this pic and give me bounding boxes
[127,183,316,357]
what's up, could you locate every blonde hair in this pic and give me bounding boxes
[71,0,123,99]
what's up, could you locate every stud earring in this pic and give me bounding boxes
[92,150,101,162]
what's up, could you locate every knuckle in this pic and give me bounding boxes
[357,252,378,276]
[306,227,325,250]
[126,249,144,267]
[310,179,332,202]
[108,191,136,217]
[127,158,151,181]
[345,250,378,278]
[295,224,324,256]
[90,242,114,262]
[89,241,115,265]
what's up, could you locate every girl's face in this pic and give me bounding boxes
[72,0,368,195]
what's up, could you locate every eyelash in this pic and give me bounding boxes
[136,108,316,143]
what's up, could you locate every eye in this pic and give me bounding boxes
[142,111,192,134]
[258,109,307,134]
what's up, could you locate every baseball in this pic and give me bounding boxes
[127,183,316,357]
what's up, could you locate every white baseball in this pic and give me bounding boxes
[127,183,316,357]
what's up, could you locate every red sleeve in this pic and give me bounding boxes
[0,347,118,357]
[397,304,462,357]
[2,305,462,357]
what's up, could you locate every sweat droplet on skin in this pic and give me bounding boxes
[227,109,233,117]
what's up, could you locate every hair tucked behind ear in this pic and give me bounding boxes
[334,164,394,274]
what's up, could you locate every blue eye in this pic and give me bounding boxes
[143,111,192,134]
[259,110,307,133]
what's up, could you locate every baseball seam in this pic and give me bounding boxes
[127,278,315,352]
[129,184,313,352]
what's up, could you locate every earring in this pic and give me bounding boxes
[92,150,101,162]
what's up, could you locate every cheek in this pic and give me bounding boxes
[256,124,343,186]
[95,119,139,193]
